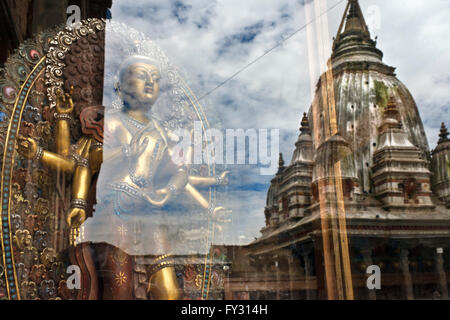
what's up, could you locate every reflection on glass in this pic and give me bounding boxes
[0,0,449,301]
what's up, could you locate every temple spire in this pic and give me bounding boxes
[383,96,400,122]
[376,96,416,149]
[438,122,449,143]
[277,153,285,175]
[300,112,310,134]
[291,112,313,164]
[279,153,285,168]
[333,0,371,50]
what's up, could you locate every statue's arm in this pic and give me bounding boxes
[184,183,209,209]
[188,171,229,187]
[141,166,189,207]
[55,87,75,157]
[102,146,123,163]
[183,183,230,221]
[66,166,91,228]
[102,116,131,163]
[41,150,75,173]
[164,127,229,187]
[17,136,75,173]
[66,139,93,228]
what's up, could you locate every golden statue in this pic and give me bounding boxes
[16,55,229,300]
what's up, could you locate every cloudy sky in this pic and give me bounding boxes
[106,0,450,246]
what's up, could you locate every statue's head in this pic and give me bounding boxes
[116,55,161,111]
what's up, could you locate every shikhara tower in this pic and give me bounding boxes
[243,0,450,300]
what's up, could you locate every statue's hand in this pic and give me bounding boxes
[216,171,230,185]
[17,136,38,159]
[142,189,171,207]
[66,207,86,228]
[56,86,74,114]
[156,188,169,197]
[212,206,232,223]
[129,136,149,158]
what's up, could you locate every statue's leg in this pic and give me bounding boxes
[94,243,134,300]
[69,242,100,300]
[147,225,181,300]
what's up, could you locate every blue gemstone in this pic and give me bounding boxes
[5,240,9,244]
[2,217,7,221]
[7,270,12,275]
[3,223,7,227]
[6,258,11,263]
[5,246,9,250]
[4,234,8,239]
[12,295,16,299]
[10,287,15,292]
[6,252,10,257]
[3,205,7,210]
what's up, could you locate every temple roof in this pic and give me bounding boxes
[331,0,383,64]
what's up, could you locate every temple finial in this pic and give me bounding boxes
[383,96,400,120]
[378,96,403,132]
[279,153,285,168]
[333,0,371,50]
[438,122,449,143]
[300,112,310,134]
[277,153,285,175]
